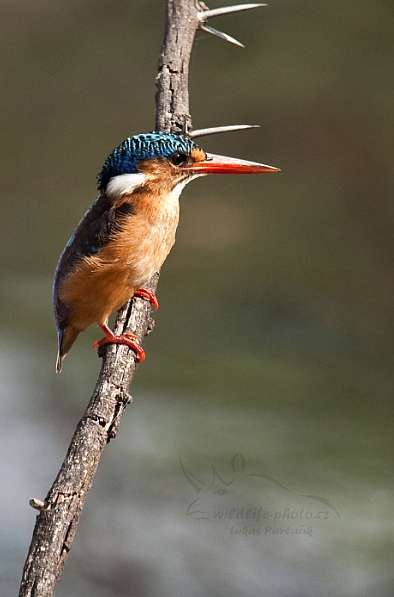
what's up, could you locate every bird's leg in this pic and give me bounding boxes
[134,287,159,310]
[93,323,146,362]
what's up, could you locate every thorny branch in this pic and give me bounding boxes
[19,1,265,595]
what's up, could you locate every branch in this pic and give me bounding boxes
[19,2,199,595]
[19,1,264,595]
[156,0,199,133]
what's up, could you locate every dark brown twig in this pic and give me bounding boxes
[18,1,199,594]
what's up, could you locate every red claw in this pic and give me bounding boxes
[94,324,146,362]
[134,287,159,310]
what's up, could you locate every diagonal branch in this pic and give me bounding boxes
[18,2,200,595]
[19,1,265,595]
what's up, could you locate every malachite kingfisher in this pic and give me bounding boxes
[53,131,279,372]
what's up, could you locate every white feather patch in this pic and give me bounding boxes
[106,173,147,197]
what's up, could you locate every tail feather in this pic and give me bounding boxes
[56,326,80,373]
[56,353,63,374]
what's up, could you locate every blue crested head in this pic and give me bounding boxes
[98,131,199,192]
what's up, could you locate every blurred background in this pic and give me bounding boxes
[1,0,393,595]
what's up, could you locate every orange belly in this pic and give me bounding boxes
[58,207,179,330]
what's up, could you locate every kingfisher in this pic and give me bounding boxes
[53,131,279,372]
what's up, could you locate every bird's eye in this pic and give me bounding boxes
[170,151,189,167]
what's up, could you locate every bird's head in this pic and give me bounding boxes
[98,131,279,197]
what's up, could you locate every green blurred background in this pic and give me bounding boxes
[1,0,393,595]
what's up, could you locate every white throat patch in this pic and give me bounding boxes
[106,173,147,197]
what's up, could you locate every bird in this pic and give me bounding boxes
[53,131,279,372]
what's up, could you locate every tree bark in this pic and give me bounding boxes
[19,2,200,595]
[156,0,200,134]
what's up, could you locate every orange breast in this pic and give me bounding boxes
[58,187,180,330]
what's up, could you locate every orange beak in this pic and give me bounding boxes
[183,152,280,174]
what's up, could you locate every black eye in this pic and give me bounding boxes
[170,151,189,167]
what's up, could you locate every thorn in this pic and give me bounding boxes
[198,3,267,22]
[30,498,45,511]
[190,124,260,139]
[199,24,244,48]
[197,3,267,47]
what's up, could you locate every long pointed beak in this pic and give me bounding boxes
[183,152,280,174]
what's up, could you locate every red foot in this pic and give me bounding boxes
[134,287,159,310]
[93,323,146,362]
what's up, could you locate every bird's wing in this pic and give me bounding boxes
[53,194,135,330]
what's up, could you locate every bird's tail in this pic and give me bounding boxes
[56,326,80,373]
[56,354,64,374]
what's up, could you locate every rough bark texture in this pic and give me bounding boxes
[19,275,159,596]
[19,1,200,595]
[156,0,201,134]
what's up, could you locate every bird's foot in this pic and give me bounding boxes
[134,287,159,310]
[94,325,146,362]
